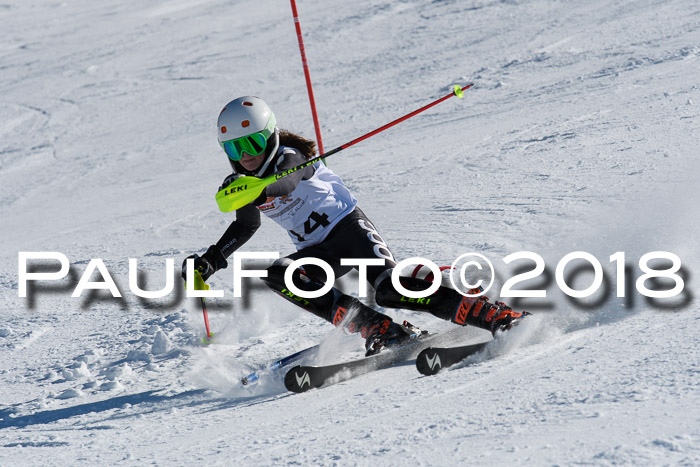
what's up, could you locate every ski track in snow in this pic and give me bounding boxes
[1,0,698,464]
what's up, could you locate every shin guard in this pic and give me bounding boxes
[262,261,393,337]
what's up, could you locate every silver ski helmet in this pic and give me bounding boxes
[217,96,279,176]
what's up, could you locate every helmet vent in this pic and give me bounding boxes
[220,126,227,134]
[241,120,250,128]
[243,101,253,106]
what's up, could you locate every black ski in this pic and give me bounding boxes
[284,335,432,393]
[417,310,535,376]
[415,341,490,376]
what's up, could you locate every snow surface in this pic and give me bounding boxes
[1,0,699,464]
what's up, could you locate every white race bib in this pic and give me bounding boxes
[257,150,357,248]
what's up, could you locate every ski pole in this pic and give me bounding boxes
[190,270,214,342]
[290,0,325,156]
[216,83,474,212]
[199,297,213,342]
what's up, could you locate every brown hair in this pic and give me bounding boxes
[278,129,317,160]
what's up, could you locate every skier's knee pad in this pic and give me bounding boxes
[374,269,431,308]
[262,258,291,290]
[264,262,395,330]
[263,258,331,292]
[262,258,342,320]
[375,269,457,317]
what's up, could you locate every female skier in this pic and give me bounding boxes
[183,96,527,355]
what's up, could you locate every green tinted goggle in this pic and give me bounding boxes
[221,130,271,162]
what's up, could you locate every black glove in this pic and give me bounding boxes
[181,245,228,282]
[219,173,241,192]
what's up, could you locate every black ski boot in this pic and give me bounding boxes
[491,301,531,334]
[451,286,530,336]
[364,320,427,357]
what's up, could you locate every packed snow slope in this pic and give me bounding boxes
[1,0,699,464]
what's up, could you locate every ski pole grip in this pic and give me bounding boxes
[193,270,210,291]
[454,83,474,98]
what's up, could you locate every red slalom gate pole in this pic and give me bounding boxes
[290,0,325,156]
